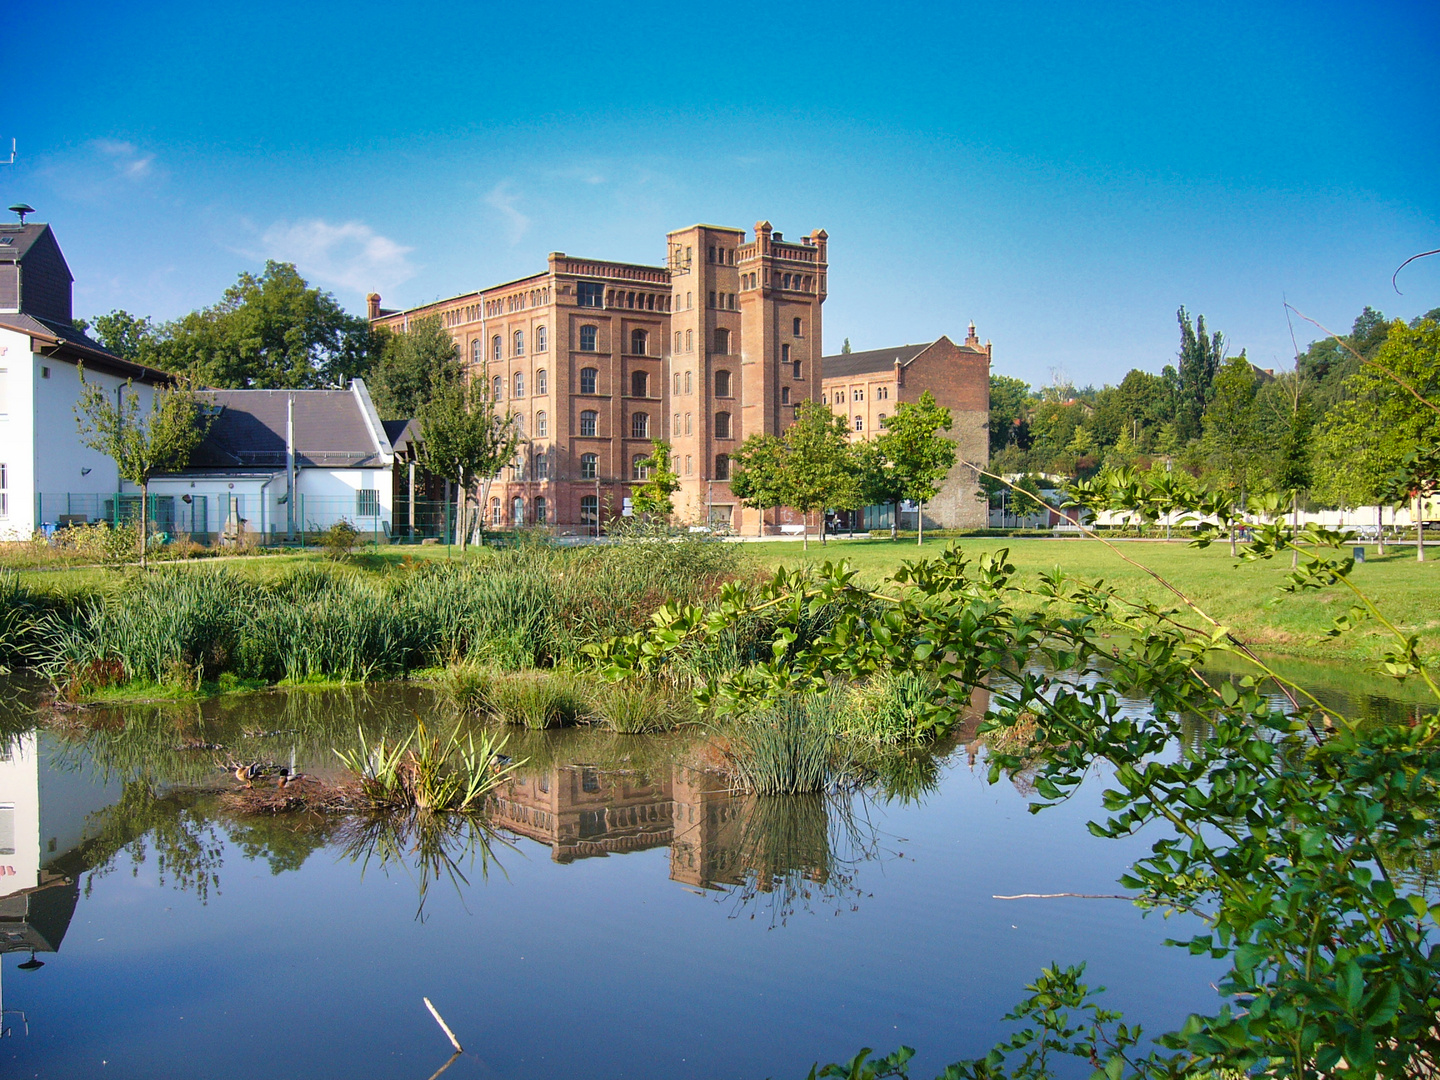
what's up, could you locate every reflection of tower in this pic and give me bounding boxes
[489,765,674,862]
[667,765,748,889]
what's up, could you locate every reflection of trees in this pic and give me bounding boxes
[722,793,880,927]
[220,812,341,875]
[334,813,513,921]
[78,784,226,903]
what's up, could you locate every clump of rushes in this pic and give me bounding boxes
[334,717,519,812]
[843,671,937,746]
[588,680,694,733]
[440,662,496,713]
[726,689,847,795]
[486,671,588,729]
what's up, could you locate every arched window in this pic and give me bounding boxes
[854,388,864,401]
[536,410,548,437]
[492,335,502,361]
[536,369,547,394]
[580,325,597,351]
[580,410,598,437]
[674,331,682,353]
[490,499,502,525]
[535,496,547,525]
[684,412,693,436]
[685,329,693,351]
[514,371,525,397]
[512,496,525,524]
[708,245,716,263]
[793,360,802,379]
[630,329,647,356]
[835,390,846,404]
[674,372,681,395]
[715,411,731,439]
[536,326,547,351]
[534,449,549,479]
[781,386,790,405]
[782,344,791,364]
[471,339,482,365]
[514,330,525,356]
[580,452,598,480]
[631,412,650,439]
[674,412,681,433]
[713,328,729,354]
[632,454,649,480]
[714,454,730,480]
[854,415,864,431]
[714,370,731,397]
[580,368,597,394]
[783,273,792,289]
[878,413,886,428]
[793,317,803,336]
[684,455,693,476]
[631,370,648,398]
[492,374,503,401]
[515,414,526,437]
[684,370,692,394]
[877,385,888,400]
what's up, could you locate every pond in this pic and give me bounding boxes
[0,670,1416,1080]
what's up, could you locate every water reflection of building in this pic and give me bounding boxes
[489,762,794,891]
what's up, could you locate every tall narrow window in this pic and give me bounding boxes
[632,454,649,480]
[714,370,731,397]
[854,388,864,401]
[491,499,502,525]
[580,368,598,394]
[782,343,790,364]
[536,369,548,394]
[536,326,548,351]
[684,370,693,394]
[580,453,598,480]
[514,330,525,356]
[793,317,803,336]
[492,335,502,361]
[714,328,729,354]
[536,411,548,437]
[714,454,730,480]
[471,340,482,365]
[674,412,681,433]
[684,412,693,435]
[708,291,717,309]
[580,410,598,437]
[674,372,682,395]
[685,329,693,352]
[580,494,598,526]
[674,331,682,353]
[631,371,648,398]
[535,450,549,479]
[515,414,526,437]
[684,455,693,476]
[715,412,731,439]
[580,325,597,351]
[513,371,525,397]
[781,386,790,404]
[535,496,547,525]
[493,375,503,401]
[512,497,525,524]
[793,360,802,379]
[630,329,647,356]
[708,245,716,263]
[631,412,650,438]
[854,415,864,431]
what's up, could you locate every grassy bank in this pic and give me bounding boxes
[750,536,1440,663]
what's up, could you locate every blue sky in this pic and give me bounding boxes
[7,0,1437,387]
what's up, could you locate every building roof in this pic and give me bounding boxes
[183,380,394,471]
[0,222,65,266]
[0,310,172,382]
[821,342,935,379]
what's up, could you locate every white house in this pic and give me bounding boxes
[0,220,169,540]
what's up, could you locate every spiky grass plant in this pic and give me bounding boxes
[588,680,694,733]
[333,717,520,812]
[486,672,588,729]
[726,689,847,795]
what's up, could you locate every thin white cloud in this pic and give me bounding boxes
[92,139,156,180]
[485,182,531,244]
[260,219,417,295]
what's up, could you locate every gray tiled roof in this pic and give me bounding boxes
[188,385,391,470]
[0,223,53,263]
[821,342,934,379]
[0,311,172,382]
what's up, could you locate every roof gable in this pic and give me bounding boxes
[187,382,392,470]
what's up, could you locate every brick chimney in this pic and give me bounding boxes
[966,321,979,348]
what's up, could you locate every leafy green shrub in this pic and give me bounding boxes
[321,519,360,560]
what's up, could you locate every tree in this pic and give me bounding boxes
[74,372,212,568]
[874,391,957,545]
[856,440,906,539]
[988,374,1032,453]
[631,440,680,520]
[88,310,160,363]
[367,316,461,419]
[779,401,859,549]
[1175,306,1226,443]
[416,378,520,552]
[1383,448,1440,563]
[729,433,789,537]
[156,262,375,389]
[1200,356,1262,553]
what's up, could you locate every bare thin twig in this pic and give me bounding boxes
[424,997,463,1053]
[1392,248,1440,295]
[1285,303,1440,418]
[993,892,1134,900]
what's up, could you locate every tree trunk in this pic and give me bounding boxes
[891,501,899,540]
[1291,494,1299,569]
[1376,505,1386,555]
[820,511,827,546]
[1416,496,1425,563]
[801,512,808,551]
[917,502,925,546]
[139,479,149,569]
[1229,520,1237,557]
[457,469,468,553]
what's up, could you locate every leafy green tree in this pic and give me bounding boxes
[780,401,859,549]
[1200,356,1262,553]
[856,440,906,539]
[1298,305,1390,412]
[631,440,680,520]
[367,316,461,419]
[74,373,212,567]
[1175,306,1226,443]
[987,374,1032,453]
[729,433,790,537]
[89,310,160,363]
[874,391,956,545]
[156,262,374,389]
[416,377,520,552]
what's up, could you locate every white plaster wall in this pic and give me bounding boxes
[0,734,40,895]
[145,467,394,538]
[0,328,35,538]
[294,467,393,534]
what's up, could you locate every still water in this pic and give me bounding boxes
[0,672,1409,1080]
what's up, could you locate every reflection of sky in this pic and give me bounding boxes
[0,750,1225,1080]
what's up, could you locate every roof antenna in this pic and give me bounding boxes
[8,203,33,225]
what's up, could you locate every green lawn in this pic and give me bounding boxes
[748,536,1440,665]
